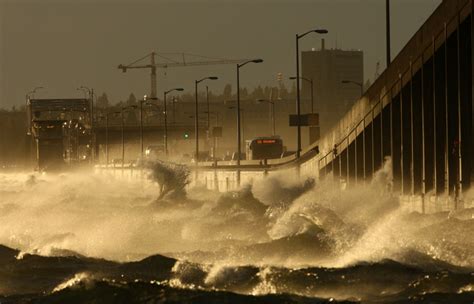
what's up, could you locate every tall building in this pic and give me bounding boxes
[301,39,364,135]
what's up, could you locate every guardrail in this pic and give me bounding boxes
[94,141,322,192]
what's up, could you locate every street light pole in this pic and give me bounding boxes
[105,114,109,167]
[206,86,210,131]
[120,105,137,175]
[140,95,146,161]
[104,111,120,168]
[79,86,94,123]
[295,29,327,158]
[194,77,218,164]
[164,91,169,157]
[78,86,96,162]
[164,88,184,156]
[121,108,125,174]
[195,81,199,163]
[386,0,391,67]
[236,59,263,185]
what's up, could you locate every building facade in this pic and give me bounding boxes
[302,39,364,135]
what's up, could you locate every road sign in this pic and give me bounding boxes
[289,113,319,126]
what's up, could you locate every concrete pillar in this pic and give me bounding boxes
[457,15,463,203]
[400,73,405,195]
[444,23,450,195]
[421,53,427,213]
[346,136,350,186]
[363,118,367,182]
[410,61,415,196]
[355,126,358,185]
[433,36,439,195]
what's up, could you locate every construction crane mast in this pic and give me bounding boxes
[118,52,251,100]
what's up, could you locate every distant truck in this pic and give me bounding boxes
[27,98,93,171]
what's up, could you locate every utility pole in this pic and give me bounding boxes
[386,0,391,67]
[151,52,157,100]
[295,29,328,158]
[206,86,211,152]
[164,88,184,157]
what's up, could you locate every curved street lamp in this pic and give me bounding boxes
[100,111,121,168]
[164,88,184,156]
[236,59,263,185]
[120,105,138,175]
[195,77,218,164]
[295,28,327,158]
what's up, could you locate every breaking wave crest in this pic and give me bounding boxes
[0,163,473,302]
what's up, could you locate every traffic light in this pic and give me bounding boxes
[183,133,190,139]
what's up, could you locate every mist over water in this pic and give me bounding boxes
[0,163,474,303]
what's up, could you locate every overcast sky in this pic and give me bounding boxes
[0,0,442,108]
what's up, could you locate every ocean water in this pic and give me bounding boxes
[0,163,473,303]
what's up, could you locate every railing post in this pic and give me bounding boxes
[363,118,366,182]
[346,136,350,186]
[444,22,450,196]
[339,146,342,181]
[410,61,415,196]
[433,36,438,195]
[325,156,328,177]
[355,126,358,185]
[380,102,384,174]
[400,73,405,195]
[456,13,463,206]
[390,90,394,191]
[421,51,426,213]
[372,108,375,177]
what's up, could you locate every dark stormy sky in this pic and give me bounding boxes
[0,0,441,108]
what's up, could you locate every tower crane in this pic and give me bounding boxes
[118,52,251,100]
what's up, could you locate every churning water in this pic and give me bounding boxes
[0,162,473,303]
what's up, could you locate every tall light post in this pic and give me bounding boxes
[164,88,184,156]
[78,86,95,122]
[206,86,211,131]
[121,105,138,175]
[290,76,314,113]
[195,76,218,163]
[386,0,391,67]
[295,28,327,158]
[26,87,44,136]
[205,86,215,153]
[103,111,120,168]
[139,95,148,161]
[78,86,96,162]
[144,101,162,155]
[257,99,276,136]
[237,59,263,185]
[341,80,364,97]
